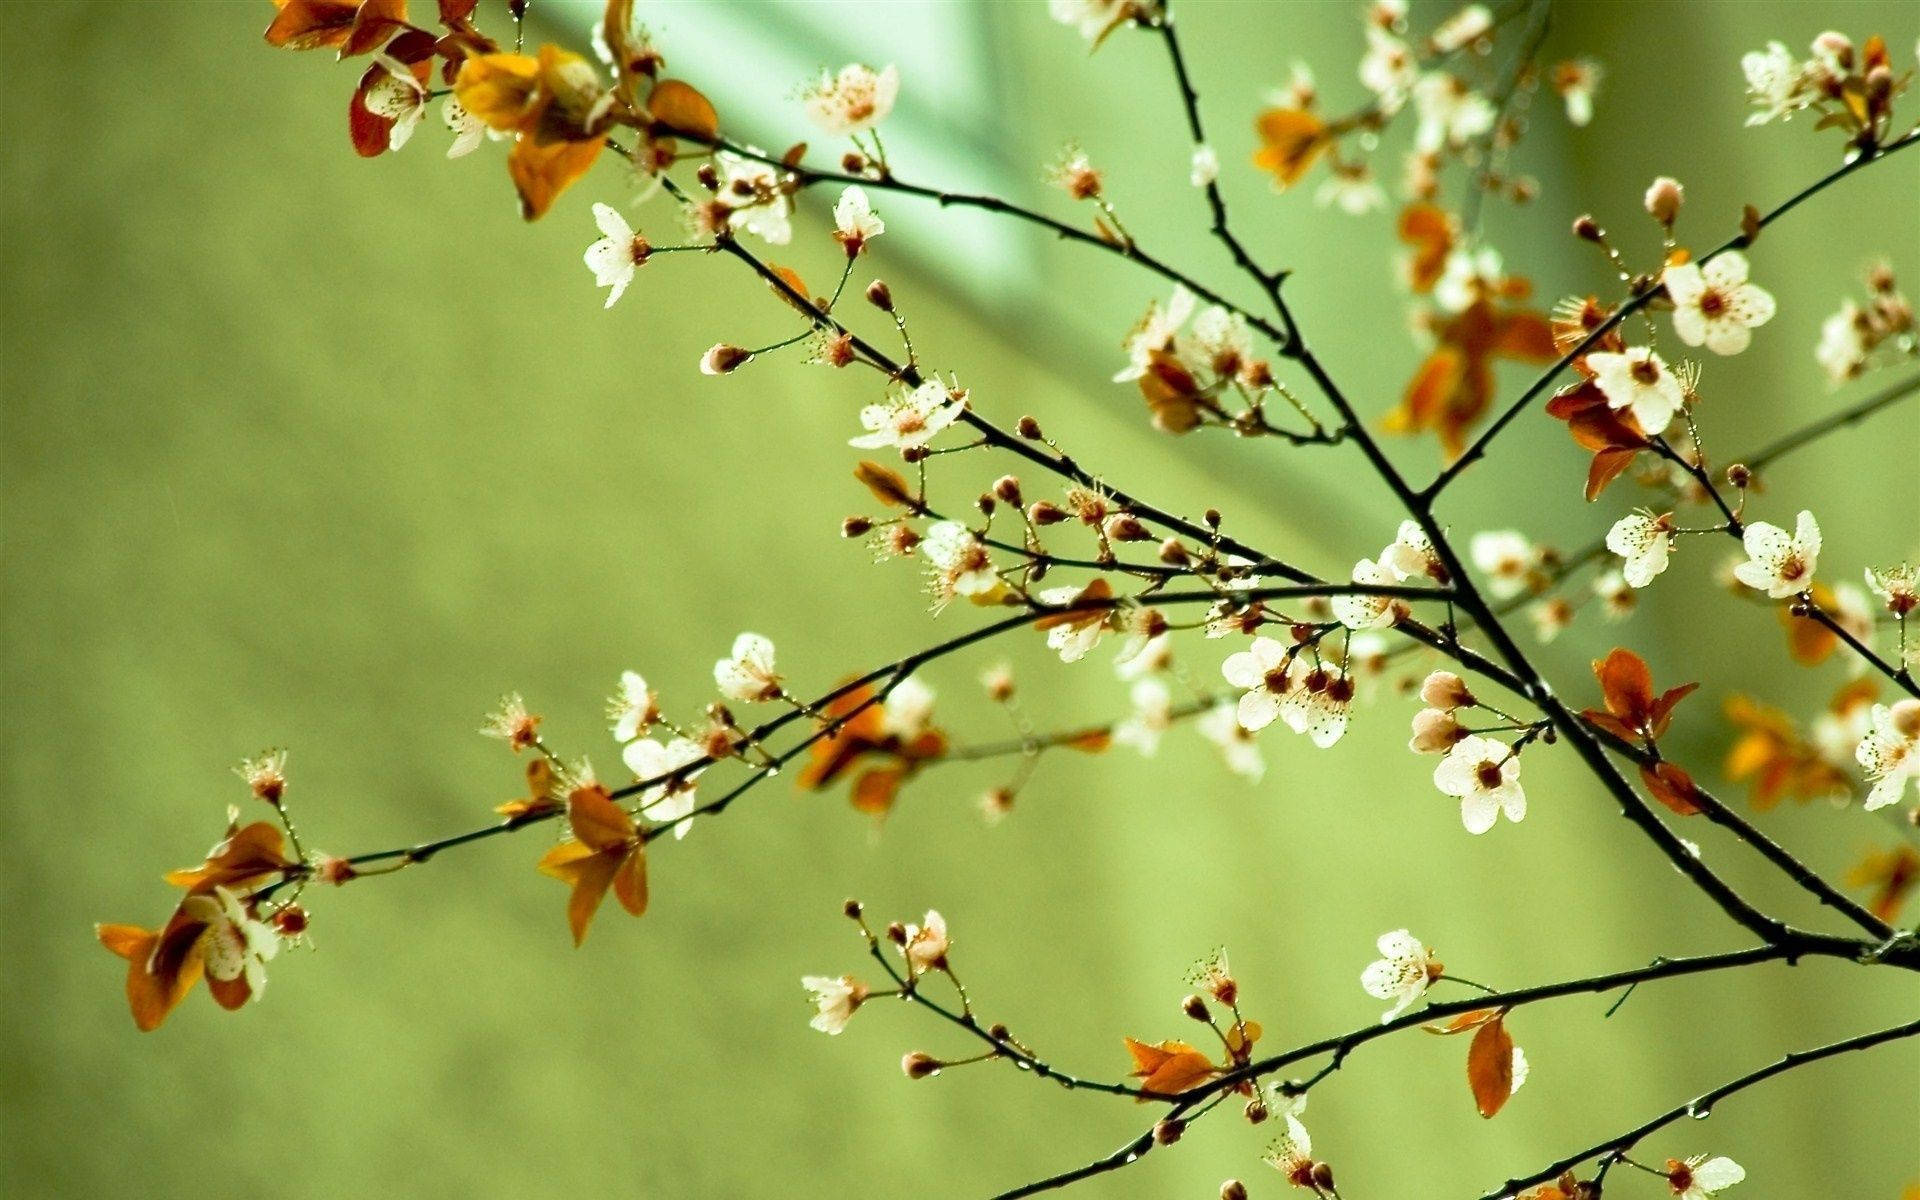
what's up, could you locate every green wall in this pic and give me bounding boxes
[4,2,1915,1197]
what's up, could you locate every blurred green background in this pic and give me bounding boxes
[5,1,1917,1197]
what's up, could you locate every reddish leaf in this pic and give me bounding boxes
[1467,1016,1516,1118]
[264,0,361,50]
[647,79,718,140]
[1640,761,1703,816]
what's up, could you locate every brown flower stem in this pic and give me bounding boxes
[1480,1015,1920,1200]
[1426,129,1920,501]
[1799,593,1918,697]
[1001,940,1882,1197]
[857,926,1144,1100]
[248,581,1442,903]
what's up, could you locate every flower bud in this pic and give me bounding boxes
[1642,176,1684,226]
[271,904,309,936]
[1242,1096,1269,1124]
[1419,670,1475,710]
[842,898,864,919]
[885,921,907,945]
[1725,463,1751,489]
[865,280,894,312]
[1016,415,1044,439]
[1105,514,1151,542]
[1028,500,1067,526]
[1181,993,1210,1021]
[1153,1118,1185,1145]
[700,343,751,375]
[902,1051,940,1079]
[1572,214,1604,242]
[314,854,358,886]
[694,162,719,191]
[993,475,1023,505]
[1812,30,1854,69]
[1310,1161,1337,1193]
[841,151,867,174]
[841,516,873,538]
[1158,538,1190,566]
[1220,1182,1249,1200]
[1410,707,1466,753]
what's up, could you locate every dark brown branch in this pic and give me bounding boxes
[1425,129,1920,501]
[1482,1014,1920,1200]
[1744,370,1920,473]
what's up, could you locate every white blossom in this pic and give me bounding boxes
[1360,929,1437,1022]
[607,669,659,742]
[583,202,650,308]
[1412,72,1496,153]
[1434,735,1526,833]
[1115,285,1196,381]
[802,974,866,1034]
[1856,700,1920,811]
[1221,636,1293,732]
[1663,253,1776,355]
[921,521,1000,602]
[622,735,704,837]
[1587,346,1687,435]
[1470,531,1538,601]
[714,632,782,702]
[715,151,793,244]
[362,55,426,151]
[1200,702,1266,781]
[1743,40,1811,125]
[1114,678,1174,756]
[1332,557,1400,630]
[1730,510,1820,598]
[801,63,899,136]
[849,378,963,450]
[1189,144,1220,188]
[1606,511,1674,588]
[181,886,279,998]
[1670,1155,1746,1199]
[832,186,885,255]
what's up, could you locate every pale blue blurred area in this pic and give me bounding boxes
[3,1,1917,1197]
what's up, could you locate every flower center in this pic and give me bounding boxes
[1698,288,1727,317]
[1475,761,1505,789]
[1629,358,1661,385]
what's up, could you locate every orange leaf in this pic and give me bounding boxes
[611,843,649,917]
[1640,761,1702,816]
[454,52,542,132]
[1064,728,1113,754]
[1122,1037,1218,1096]
[1423,1007,1499,1035]
[1398,203,1456,293]
[850,766,906,816]
[566,783,637,852]
[1585,446,1641,501]
[1594,648,1654,725]
[1467,1016,1515,1117]
[647,79,718,140]
[506,132,605,221]
[1779,582,1840,665]
[164,821,294,893]
[339,0,408,58]
[1251,108,1331,188]
[853,460,914,508]
[264,0,360,50]
[98,908,209,1032]
[537,840,622,946]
